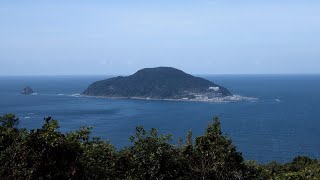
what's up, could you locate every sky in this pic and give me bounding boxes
[0,0,320,75]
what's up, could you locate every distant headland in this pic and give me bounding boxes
[82,67,243,102]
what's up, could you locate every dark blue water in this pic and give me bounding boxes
[0,75,319,163]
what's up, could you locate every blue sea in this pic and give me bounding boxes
[0,75,319,163]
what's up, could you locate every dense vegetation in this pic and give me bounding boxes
[1,113,319,179]
[83,67,232,99]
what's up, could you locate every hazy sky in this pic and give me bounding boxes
[1,0,320,75]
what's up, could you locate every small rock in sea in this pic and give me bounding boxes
[21,86,34,95]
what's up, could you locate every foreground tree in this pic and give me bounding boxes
[0,113,319,179]
[185,117,246,179]
[262,156,320,179]
[0,117,84,179]
[117,126,182,179]
[0,114,23,151]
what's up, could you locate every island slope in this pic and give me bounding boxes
[83,67,232,100]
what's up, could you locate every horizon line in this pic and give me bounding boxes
[0,73,320,77]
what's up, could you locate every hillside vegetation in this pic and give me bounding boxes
[0,113,319,179]
[83,67,232,99]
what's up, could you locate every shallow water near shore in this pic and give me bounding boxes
[0,75,319,163]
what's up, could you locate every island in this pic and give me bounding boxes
[21,86,34,95]
[83,67,234,102]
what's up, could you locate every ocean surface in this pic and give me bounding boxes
[0,75,319,163]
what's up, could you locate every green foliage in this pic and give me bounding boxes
[244,160,272,179]
[122,126,181,179]
[0,113,19,128]
[187,117,246,179]
[80,137,117,179]
[0,116,84,179]
[0,114,24,152]
[260,156,320,179]
[0,113,319,179]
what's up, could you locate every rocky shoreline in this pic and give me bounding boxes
[81,94,258,103]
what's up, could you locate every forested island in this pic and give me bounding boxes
[1,113,319,179]
[83,67,234,102]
